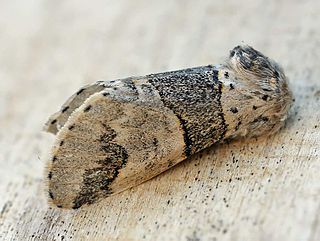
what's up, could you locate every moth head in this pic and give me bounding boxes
[225,45,293,138]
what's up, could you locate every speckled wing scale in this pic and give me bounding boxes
[44,45,293,209]
[148,67,226,156]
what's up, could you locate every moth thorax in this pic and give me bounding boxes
[221,45,293,140]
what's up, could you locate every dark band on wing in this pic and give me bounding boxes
[147,66,227,156]
[72,124,128,209]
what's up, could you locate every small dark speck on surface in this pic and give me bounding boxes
[230,107,238,113]
[84,105,92,112]
[49,191,54,199]
[61,106,69,113]
[68,125,75,130]
[262,95,269,101]
[76,88,85,95]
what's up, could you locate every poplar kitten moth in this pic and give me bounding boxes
[44,45,293,209]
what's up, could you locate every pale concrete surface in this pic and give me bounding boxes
[0,0,319,240]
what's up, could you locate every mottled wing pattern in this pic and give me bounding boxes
[45,46,293,209]
[46,78,185,208]
[46,67,227,209]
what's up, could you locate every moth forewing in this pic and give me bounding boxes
[44,82,107,134]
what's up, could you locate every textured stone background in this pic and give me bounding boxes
[0,0,319,240]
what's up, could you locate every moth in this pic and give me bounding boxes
[44,45,292,209]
